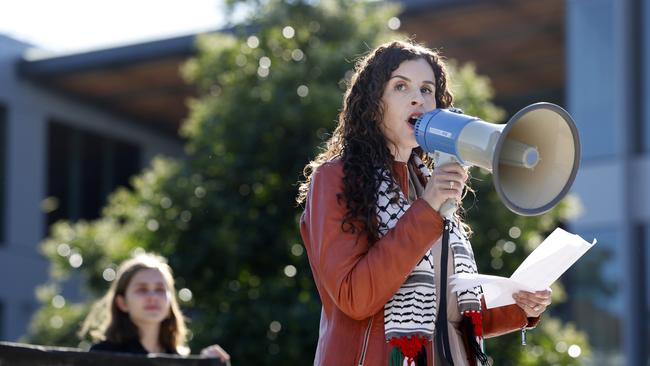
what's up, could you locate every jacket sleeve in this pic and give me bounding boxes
[301,162,444,320]
[481,297,541,338]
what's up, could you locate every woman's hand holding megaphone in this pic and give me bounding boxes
[422,163,468,214]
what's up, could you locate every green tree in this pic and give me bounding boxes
[27,0,398,364]
[26,0,590,365]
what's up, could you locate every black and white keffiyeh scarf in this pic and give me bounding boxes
[377,154,484,365]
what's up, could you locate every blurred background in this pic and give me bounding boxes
[0,0,645,365]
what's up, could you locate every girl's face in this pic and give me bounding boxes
[379,58,437,159]
[117,268,172,327]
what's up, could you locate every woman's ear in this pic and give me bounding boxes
[116,295,129,312]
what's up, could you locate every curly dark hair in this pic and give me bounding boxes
[298,40,454,245]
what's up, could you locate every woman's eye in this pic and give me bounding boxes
[421,86,433,94]
[395,83,407,91]
[155,288,166,294]
[135,288,148,294]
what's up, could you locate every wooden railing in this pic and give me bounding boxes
[0,342,227,366]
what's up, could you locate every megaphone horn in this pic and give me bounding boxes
[414,102,580,218]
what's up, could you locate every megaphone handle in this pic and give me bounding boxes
[430,151,459,220]
[439,199,456,220]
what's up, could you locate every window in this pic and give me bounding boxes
[0,104,5,244]
[46,121,141,227]
[645,225,650,365]
[0,300,3,340]
[559,228,623,365]
[639,1,650,153]
[567,0,617,159]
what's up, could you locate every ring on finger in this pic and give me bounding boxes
[533,305,541,312]
[450,181,454,189]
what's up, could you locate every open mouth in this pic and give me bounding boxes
[407,114,421,127]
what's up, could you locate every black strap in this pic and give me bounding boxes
[416,343,428,365]
[435,219,454,365]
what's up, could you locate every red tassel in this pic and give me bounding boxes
[464,310,483,337]
[388,335,427,364]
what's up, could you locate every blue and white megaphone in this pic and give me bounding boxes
[414,102,580,218]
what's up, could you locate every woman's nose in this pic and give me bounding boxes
[411,92,424,106]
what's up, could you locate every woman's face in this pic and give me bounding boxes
[117,268,172,327]
[379,58,437,159]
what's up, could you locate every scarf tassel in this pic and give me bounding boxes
[464,310,483,337]
[388,336,428,366]
[463,315,489,366]
[389,346,403,366]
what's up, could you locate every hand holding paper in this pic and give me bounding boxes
[450,228,596,308]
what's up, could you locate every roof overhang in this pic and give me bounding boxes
[17,34,199,137]
[398,0,565,113]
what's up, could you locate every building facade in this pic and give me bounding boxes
[564,0,648,365]
[0,35,184,341]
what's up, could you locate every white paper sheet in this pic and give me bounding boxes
[450,228,596,308]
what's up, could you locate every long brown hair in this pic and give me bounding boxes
[297,40,454,244]
[80,253,187,353]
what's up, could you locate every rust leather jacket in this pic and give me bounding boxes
[300,159,539,366]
